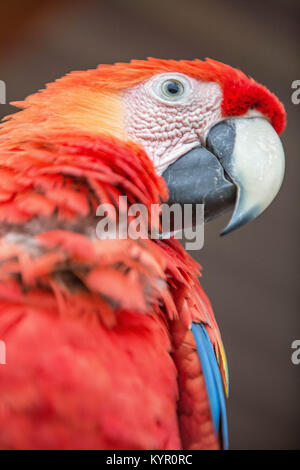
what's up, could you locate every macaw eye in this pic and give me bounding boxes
[161,79,184,99]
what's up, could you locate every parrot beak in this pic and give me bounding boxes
[162,117,285,235]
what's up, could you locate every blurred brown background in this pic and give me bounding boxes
[0,0,299,450]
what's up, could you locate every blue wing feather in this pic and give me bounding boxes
[191,322,228,449]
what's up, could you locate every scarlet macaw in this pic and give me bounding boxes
[0,58,285,450]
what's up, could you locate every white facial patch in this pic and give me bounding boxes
[123,73,223,175]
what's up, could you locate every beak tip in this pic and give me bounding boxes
[220,226,235,237]
[220,208,258,236]
[220,226,238,237]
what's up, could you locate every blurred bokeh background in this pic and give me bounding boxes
[0,0,299,450]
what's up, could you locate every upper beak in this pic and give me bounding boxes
[162,117,285,235]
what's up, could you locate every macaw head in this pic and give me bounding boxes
[7,58,286,234]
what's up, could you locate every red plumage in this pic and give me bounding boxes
[0,58,284,449]
[0,133,221,449]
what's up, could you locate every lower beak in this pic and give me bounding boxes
[162,117,285,235]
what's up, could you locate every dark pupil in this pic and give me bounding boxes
[166,81,180,94]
